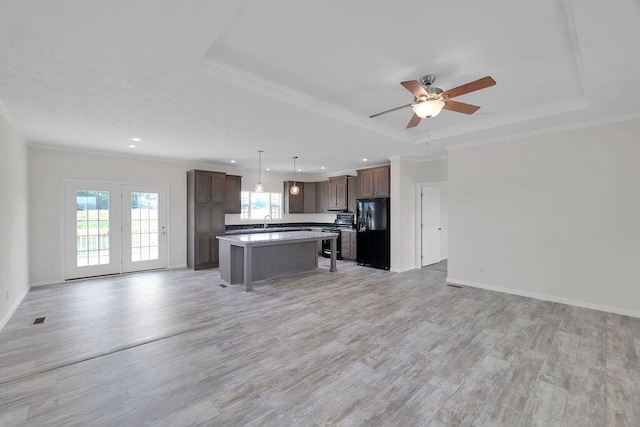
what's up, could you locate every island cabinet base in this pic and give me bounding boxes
[219,240,319,286]
[217,231,337,291]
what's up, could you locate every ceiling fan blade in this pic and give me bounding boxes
[442,76,496,99]
[369,103,413,118]
[442,100,481,114]
[401,80,429,98]
[406,113,422,128]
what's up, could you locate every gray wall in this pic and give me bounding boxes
[0,111,29,329]
[447,118,640,316]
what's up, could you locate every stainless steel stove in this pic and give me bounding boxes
[321,214,354,259]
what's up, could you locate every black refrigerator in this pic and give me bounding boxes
[356,197,390,270]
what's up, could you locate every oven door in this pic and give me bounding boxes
[321,230,342,259]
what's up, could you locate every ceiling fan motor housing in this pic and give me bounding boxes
[420,74,437,86]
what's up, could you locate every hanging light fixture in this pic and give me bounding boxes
[254,150,264,193]
[290,156,300,195]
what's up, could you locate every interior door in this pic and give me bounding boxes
[64,181,122,279]
[421,186,441,266]
[122,185,168,272]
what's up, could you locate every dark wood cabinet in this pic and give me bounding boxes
[303,182,316,213]
[284,181,304,213]
[328,176,347,210]
[224,175,242,214]
[341,230,357,260]
[316,181,329,213]
[358,165,390,198]
[187,170,226,270]
[347,176,358,213]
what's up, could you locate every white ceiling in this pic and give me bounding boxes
[1,0,639,174]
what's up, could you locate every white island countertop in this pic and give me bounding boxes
[218,230,337,244]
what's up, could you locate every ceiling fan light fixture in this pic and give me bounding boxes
[413,100,445,119]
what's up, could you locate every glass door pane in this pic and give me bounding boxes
[64,181,121,279]
[76,190,111,266]
[122,185,167,272]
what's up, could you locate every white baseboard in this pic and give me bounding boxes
[446,277,640,319]
[0,286,30,331]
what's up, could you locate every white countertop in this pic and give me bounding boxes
[217,230,337,244]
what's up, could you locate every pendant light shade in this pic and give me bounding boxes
[289,156,300,195]
[254,150,264,193]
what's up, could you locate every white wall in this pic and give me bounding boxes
[28,146,338,285]
[390,157,447,272]
[448,118,640,316]
[0,111,29,330]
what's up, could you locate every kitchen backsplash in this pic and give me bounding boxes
[225,213,339,226]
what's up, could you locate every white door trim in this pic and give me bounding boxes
[415,181,447,269]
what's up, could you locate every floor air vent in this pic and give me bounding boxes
[446,284,462,289]
[219,284,227,288]
[33,317,46,324]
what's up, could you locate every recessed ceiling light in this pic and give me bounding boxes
[230,160,236,163]
[266,168,270,171]
[362,158,368,162]
[128,144,136,148]
[320,166,326,170]
[297,168,302,172]
[131,137,141,142]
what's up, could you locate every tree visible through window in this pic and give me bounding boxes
[241,191,282,220]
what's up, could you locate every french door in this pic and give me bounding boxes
[64,181,167,280]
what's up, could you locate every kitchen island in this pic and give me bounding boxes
[217,231,338,291]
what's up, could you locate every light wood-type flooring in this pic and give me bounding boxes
[0,259,639,426]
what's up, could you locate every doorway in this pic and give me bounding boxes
[63,181,168,280]
[417,183,448,268]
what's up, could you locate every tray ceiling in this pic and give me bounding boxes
[0,0,639,173]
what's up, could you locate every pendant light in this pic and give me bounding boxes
[290,156,300,195]
[254,150,264,193]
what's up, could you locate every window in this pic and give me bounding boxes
[241,191,282,220]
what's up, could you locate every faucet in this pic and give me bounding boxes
[263,215,272,228]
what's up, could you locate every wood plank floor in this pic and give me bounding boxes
[0,259,638,426]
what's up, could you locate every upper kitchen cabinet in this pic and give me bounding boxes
[316,180,329,213]
[347,175,358,212]
[194,170,225,203]
[224,175,242,214]
[358,165,390,198]
[328,176,348,210]
[303,182,316,213]
[284,181,304,213]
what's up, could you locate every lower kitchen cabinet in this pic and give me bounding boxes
[341,230,357,260]
[193,234,221,269]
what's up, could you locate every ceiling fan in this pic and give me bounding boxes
[370,74,496,128]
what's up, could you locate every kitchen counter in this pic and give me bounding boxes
[217,231,338,291]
